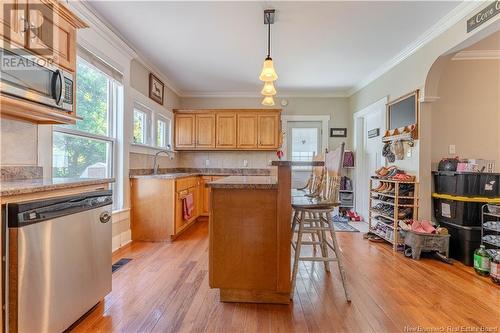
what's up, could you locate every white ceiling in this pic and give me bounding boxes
[87,1,462,97]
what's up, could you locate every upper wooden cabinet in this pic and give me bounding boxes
[237,114,258,149]
[175,114,196,149]
[0,0,86,72]
[174,109,281,151]
[216,113,237,149]
[195,114,216,148]
[258,114,280,148]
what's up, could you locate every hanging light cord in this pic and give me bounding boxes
[267,12,271,60]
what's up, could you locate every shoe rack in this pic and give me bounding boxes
[368,177,419,251]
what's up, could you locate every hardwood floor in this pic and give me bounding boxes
[73,220,500,333]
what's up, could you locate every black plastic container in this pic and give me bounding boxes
[433,171,500,198]
[433,197,483,226]
[479,173,500,197]
[438,220,481,266]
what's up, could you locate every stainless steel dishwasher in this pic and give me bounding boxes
[2,190,113,333]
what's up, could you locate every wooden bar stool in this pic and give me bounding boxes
[290,143,350,302]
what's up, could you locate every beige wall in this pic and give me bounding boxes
[0,119,38,166]
[431,59,500,170]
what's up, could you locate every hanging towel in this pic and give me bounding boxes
[182,193,194,220]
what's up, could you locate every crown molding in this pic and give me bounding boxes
[347,1,485,97]
[179,90,349,98]
[71,1,182,96]
[452,49,500,60]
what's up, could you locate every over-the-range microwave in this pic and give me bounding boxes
[0,46,74,112]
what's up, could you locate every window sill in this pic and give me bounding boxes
[129,143,175,155]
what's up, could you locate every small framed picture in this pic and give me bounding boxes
[330,128,347,137]
[149,73,164,105]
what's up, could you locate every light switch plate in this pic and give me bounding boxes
[407,148,412,158]
[205,159,210,167]
[449,145,456,154]
[243,159,248,167]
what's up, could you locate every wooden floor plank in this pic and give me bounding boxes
[72,220,500,333]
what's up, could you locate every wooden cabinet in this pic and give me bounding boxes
[0,0,27,48]
[174,109,281,151]
[132,176,204,241]
[237,114,258,149]
[195,114,216,148]
[201,176,212,216]
[27,1,77,71]
[175,114,196,149]
[216,113,237,148]
[258,114,280,148]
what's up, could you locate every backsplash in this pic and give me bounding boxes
[1,166,43,180]
[178,151,276,169]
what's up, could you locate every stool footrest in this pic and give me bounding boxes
[299,256,339,262]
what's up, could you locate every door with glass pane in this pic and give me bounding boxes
[286,121,322,189]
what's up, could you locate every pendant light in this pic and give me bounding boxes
[261,81,277,96]
[262,96,275,106]
[259,9,278,82]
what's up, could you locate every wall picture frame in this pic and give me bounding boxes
[330,128,347,138]
[149,73,164,105]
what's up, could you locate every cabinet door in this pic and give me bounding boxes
[196,114,216,149]
[175,114,196,149]
[0,0,27,48]
[216,113,237,149]
[27,1,76,71]
[258,114,279,148]
[237,114,258,149]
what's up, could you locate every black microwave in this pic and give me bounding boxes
[0,47,74,112]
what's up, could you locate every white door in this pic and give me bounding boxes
[354,98,386,221]
[286,121,322,189]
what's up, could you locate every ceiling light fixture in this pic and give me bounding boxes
[260,9,277,106]
[262,96,275,107]
[261,81,277,96]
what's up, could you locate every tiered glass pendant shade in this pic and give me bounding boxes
[259,58,278,82]
[261,81,277,96]
[261,96,275,106]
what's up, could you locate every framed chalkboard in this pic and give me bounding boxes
[387,90,419,137]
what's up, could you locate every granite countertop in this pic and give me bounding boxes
[130,173,195,180]
[207,176,278,189]
[130,168,273,180]
[0,177,115,197]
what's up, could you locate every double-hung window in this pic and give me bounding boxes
[53,53,122,181]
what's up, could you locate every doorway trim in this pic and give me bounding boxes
[281,115,330,157]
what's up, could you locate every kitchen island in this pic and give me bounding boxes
[207,165,292,304]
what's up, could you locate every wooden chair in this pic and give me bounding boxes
[294,152,325,197]
[290,143,350,302]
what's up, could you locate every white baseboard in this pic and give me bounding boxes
[112,229,132,252]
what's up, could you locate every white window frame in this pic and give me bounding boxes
[133,103,152,145]
[53,58,118,180]
[155,114,171,149]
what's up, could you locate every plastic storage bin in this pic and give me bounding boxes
[433,197,483,226]
[433,171,499,197]
[438,220,481,266]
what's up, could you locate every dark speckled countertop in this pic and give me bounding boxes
[0,178,115,197]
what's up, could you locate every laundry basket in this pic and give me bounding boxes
[402,230,450,260]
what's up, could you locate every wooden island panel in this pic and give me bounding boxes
[207,175,291,304]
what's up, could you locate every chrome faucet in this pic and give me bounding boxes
[153,150,174,175]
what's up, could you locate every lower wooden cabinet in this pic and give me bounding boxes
[131,176,204,241]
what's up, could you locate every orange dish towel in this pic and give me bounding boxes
[182,193,194,220]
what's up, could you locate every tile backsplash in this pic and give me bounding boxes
[178,151,276,169]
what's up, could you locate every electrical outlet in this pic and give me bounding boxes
[205,159,210,167]
[449,145,456,155]
[268,160,272,166]
[407,147,412,158]
[243,159,248,167]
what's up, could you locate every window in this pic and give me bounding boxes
[291,127,319,170]
[133,109,148,144]
[53,57,120,180]
[132,102,171,149]
[156,116,171,148]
